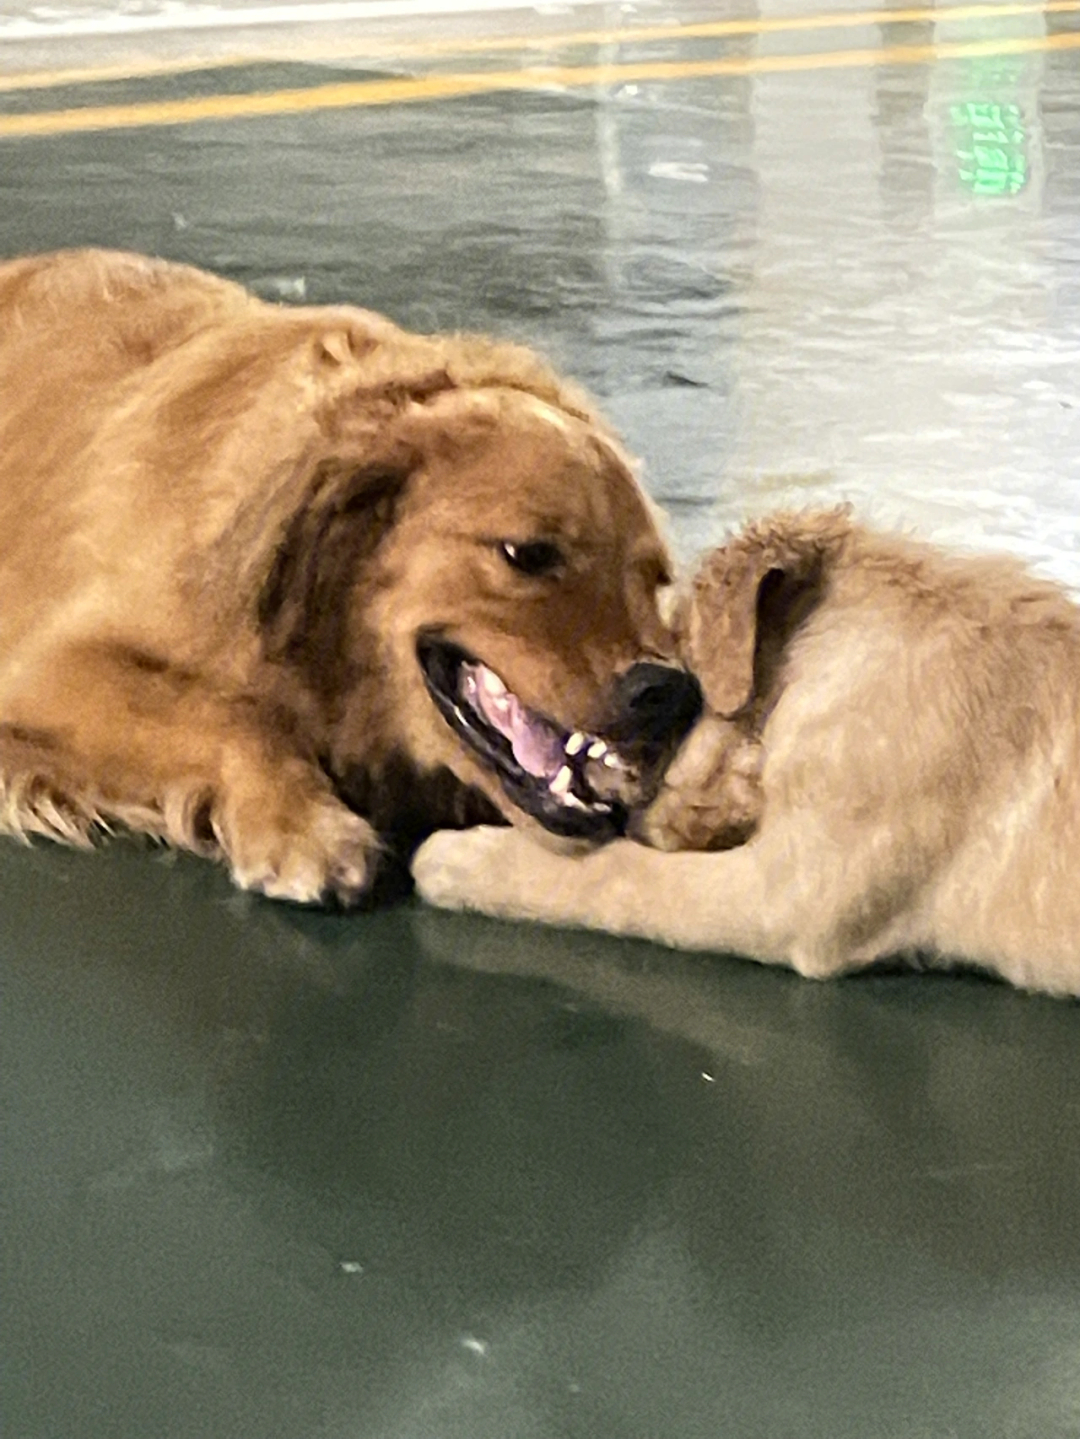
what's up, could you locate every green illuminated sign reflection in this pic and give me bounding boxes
[951,101,1027,196]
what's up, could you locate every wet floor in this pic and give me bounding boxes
[3,0,1079,573]
[2,3,1080,1436]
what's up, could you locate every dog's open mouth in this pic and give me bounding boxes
[417,637,636,839]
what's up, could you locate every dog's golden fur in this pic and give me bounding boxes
[415,510,1080,996]
[0,248,679,901]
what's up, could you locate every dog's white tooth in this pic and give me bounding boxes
[550,765,573,796]
[602,751,625,770]
[565,731,586,757]
[586,739,607,760]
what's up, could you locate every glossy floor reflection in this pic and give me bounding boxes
[2,2,1080,1435]
[6,842,1080,1439]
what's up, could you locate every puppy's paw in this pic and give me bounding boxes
[412,825,525,912]
[638,716,762,852]
[223,794,379,906]
[415,828,652,936]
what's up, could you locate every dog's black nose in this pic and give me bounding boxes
[611,662,702,747]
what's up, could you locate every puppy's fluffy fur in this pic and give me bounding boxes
[416,510,1080,997]
[0,249,680,902]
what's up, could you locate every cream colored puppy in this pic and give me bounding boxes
[415,511,1080,997]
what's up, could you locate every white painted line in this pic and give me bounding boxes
[0,0,617,43]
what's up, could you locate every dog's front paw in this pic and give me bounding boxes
[412,825,526,912]
[222,793,379,906]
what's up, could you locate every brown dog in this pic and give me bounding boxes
[0,249,700,903]
[415,510,1080,996]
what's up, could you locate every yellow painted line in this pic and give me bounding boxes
[2,29,1078,139]
[1,0,1078,93]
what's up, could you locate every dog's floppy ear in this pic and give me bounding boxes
[686,510,849,718]
[312,322,457,438]
[258,455,411,690]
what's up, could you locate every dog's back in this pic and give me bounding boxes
[0,249,409,668]
[0,252,256,647]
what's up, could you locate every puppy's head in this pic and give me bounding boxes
[260,351,701,844]
[682,507,850,719]
[635,508,850,852]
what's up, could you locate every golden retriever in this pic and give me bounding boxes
[0,248,702,903]
[415,510,1080,996]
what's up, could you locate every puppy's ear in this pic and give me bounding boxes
[686,510,848,717]
[258,456,411,689]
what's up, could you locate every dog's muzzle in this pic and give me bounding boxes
[417,638,702,841]
[605,661,704,749]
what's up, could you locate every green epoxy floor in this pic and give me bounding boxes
[2,3,1080,1434]
[5,839,1080,1438]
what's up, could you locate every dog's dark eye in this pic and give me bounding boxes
[499,540,564,577]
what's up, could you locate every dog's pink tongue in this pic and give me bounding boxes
[464,664,565,779]
[507,702,565,779]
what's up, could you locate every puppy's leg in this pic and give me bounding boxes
[0,647,377,904]
[414,811,928,979]
[413,825,834,973]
